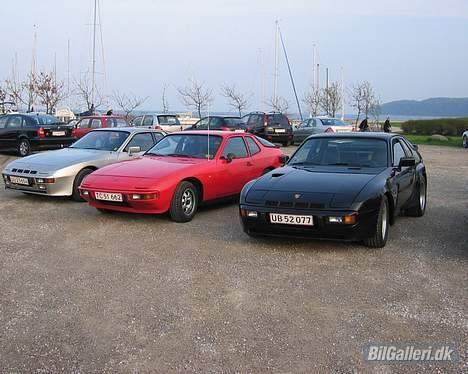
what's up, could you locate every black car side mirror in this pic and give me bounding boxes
[222,153,235,163]
[279,154,289,165]
[399,157,416,168]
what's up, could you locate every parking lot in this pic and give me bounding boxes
[0,145,466,372]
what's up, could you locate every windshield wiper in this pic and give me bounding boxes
[166,153,195,158]
[289,162,318,167]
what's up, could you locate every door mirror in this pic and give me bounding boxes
[128,146,141,156]
[279,154,289,165]
[399,156,416,168]
[223,153,236,163]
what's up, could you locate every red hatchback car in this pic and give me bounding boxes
[80,131,286,222]
[73,116,129,139]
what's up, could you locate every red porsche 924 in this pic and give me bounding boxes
[80,131,286,222]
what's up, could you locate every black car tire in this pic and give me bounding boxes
[463,136,468,148]
[169,181,198,223]
[72,168,95,202]
[406,177,427,217]
[364,196,389,248]
[17,138,31,157]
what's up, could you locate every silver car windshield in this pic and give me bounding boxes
[70,131,130,151]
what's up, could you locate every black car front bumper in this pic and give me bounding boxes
[240,204,379,242]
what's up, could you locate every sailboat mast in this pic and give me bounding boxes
[91,0,98,110]
[273,20,279,107]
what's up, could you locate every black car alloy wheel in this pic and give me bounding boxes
[18,139,31,157]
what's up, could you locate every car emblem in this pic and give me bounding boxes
[294,193,301,199]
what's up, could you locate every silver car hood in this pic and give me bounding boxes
[3,148,114,174]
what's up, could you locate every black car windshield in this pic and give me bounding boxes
[70,130,130,151]
[31,114,63,125]
[289,137,388,168]
[146,134,223,159]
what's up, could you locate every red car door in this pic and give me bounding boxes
[219,136,255,195]
[74,118,91,138]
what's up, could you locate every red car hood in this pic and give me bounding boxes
[91,156,208,179]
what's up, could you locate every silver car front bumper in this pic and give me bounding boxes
[2,173,75,197]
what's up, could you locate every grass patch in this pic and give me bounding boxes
[403,135,463,148]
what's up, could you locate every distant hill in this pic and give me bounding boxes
[381,98,468,117]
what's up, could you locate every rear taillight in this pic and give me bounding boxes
[154,125,162,130]
[37,127,45,138]
[264,115,268,127]
[325,127,334,133]
[71,128,77,138]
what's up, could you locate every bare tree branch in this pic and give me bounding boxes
[348,81,376,125]
[177,79,213,119]
[320,82,342,118]
[220,84,250,116]
[161,85,169,113]
[73,73,105,112]
[303,86,322,116]
[266,96,289,114]
[34,71,67,114]
[112,91,148,118]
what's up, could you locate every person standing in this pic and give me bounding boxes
[359,117,369,132]
[106,108,113,116]
[383,117,391,133]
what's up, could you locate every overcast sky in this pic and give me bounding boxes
[1,0,467,112]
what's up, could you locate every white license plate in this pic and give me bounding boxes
[270,213,314,226]
[52,131,66,136]
[275,128,286,133]
[234,129,245,133]
[95,192,123,202]
[10,176,29,185]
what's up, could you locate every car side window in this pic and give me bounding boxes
[245,137,261,155]
[222,137,248,158]
[153,132,164,143]
[125,133,155,152]
[196,118,209,129]
[142,116,153,126]
[393,141,406,166]
[210,117,223,129]
[7,116,23,128]
[90,119,102,129]
[132,116,143,126]
[309,119,317,127]
[0,116,9,128]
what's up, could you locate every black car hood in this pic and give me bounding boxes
[246,166,383,209]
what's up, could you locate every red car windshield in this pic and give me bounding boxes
[146,134,223,159]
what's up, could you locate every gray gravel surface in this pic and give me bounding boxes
[0,145,466,373]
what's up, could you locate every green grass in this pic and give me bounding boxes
[403,135,463,148]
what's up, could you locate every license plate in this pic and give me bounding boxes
[270,213,314,226]
[275,128,286,133]
[10,176,29,185]
[95,192,123,202]
[52,131,66,136]
[234,129,245,133]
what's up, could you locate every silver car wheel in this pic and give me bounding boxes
[381,202,388,239]
[19,141,30,156]
[181,189,195,215]
[463,136,468,148]
[419,181,426,210]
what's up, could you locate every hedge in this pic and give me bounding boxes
[401,118,468,136]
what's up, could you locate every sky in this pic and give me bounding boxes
[1,0,467,113]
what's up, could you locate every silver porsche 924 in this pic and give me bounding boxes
[1,127,166,201]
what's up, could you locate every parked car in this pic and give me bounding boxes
[242,112,293,146]
[463,130,468,148]
[293,117,354,144]
[72,115,129,139]
[2,128,165,201]
[132,114,191,132]
[188,116,246,132]
[80,131,286,221]
[0,113,75,156]
[240,132,427,248]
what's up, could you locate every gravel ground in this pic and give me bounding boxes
[0,145,466,373]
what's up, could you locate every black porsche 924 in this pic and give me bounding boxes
[239,132,427,248]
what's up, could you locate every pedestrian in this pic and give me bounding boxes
[383,117,391,133]
[106,108,113,116]
[359,117,369,132]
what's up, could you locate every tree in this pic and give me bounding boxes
[320,82,342,117]
[369,99,382,129]
[220,84,250,116]
[34,71,66,114]
[266,96,289,114]
[112,91,148,118]
[4,73,36,112]
[177,79,213,119]
[73,73,105,112]
[349,81,376,125]
[303,87,322,116]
